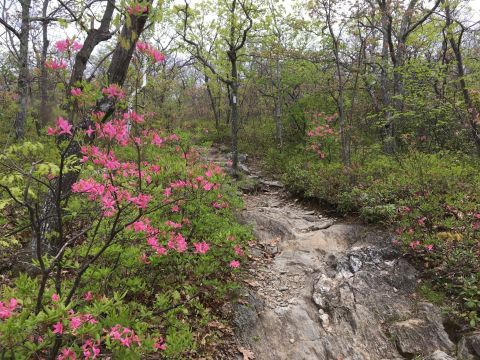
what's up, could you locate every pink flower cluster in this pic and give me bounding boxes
[136,41,166,63]
[55,38,83,53]
[52,311,98,335]
[0,298,18,320]
[71,88,82,97]
[95,120,130,146]
[47,117,73,136]
[82,339,101,359]
[45,58,67,70]
[193,241,210,254]
[154,337,167,351]
[123,110,144,123]
[72,175,152,216]
[127,2,149,15]
[409,240,433,252]
[57,348,76,360]
[102,84,126,100]
[107,324,141,348]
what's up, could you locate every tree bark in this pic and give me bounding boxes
[205,74,220,129]
[274,56,283,147]
[444,1,480,153]
[38,0,51,129]
[14,0,32,140]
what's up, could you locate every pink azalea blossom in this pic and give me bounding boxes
[102,84,125,100]
[48,117,73,136]
[107,325,141,348]
[128,3,149,15]
[153,337,167,351]
[203,182,214,191]
[193,241,210,254]
[70,88,82,96]
[82,339,100,359]
[52,321,64,335]
[229,260,240,268]
[85,126,95,137]
[45,58,68,70]
[57,348,76,360]
[234,245,244,256]
[0,298,19,320]
[409,240,420,250]
[69,316,82,331]
[136,41,165,63]
[84,291,94,302]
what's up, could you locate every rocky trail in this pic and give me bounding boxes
[208,147,480,360]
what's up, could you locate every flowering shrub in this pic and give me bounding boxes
[136,41,166,63]
[0,86,249,357]
[306,112,338,160]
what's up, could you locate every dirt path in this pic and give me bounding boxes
[208,147,476,360]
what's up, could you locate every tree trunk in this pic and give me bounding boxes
[230,64,239,172]
[445,2,480,153]
[38,0,51,129]
[14,0,32,140]
[379,0,395,153]
[274,57,283,147]
[205,74,220,129]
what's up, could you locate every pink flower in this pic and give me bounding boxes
[108,325,141,348]
[136,41,165,63]
[165,220,182,229]
[174,233,187,253]
[70,88,82,97]
[72,41,83,51]
[49,117,73,136]
[55,38,83,53]
[131,193,151,209]
[193,241,210,254]
[57,347,77,360]
[152,132,164,146]
[425,244,434,252]
[69,316,82,331]
[234,245,244,256]
[52,321,64,334]
[123,110,144,123]
[85,126,95,137]
[128,4,149,15]
[417,217,427,226]
[0,298,19,320]
[229,260,240,268]
[409,240,420,250]
[154,337,167,351]
[82,339,100,359]
[52,293,60,302]
[203,182,214,191]
[45,58,67,70]
[84,291,94,302]
[102,84,125,100]
[55,39,70,52]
